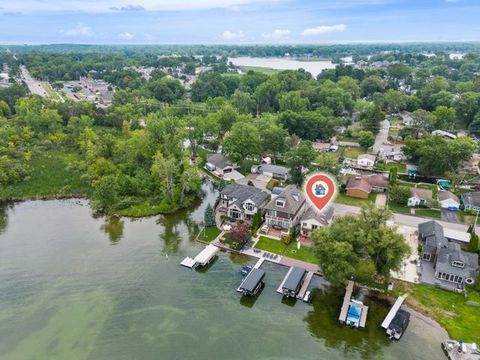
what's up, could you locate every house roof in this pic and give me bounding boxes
[220,184,269,207]
[461,191,480,208]
[256,164,289,176]
[438,191,460,203]
[207,153,231,169]
[282,267,306,292]
[358,154,376,162]
[410,188,433,201]
[264,185,305,215]
[301,206,334,226]
[346,176,371,194]
[366,174,389,188]
[436,242,479,279]
[418,220,448,249]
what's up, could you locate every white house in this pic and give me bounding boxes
[356,154,376,169]
[432,130,457,141]
[300,207,334,238]
[408,188,433,208]
[439,191,460,210]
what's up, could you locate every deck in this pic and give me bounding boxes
[359,305,368,328]
[339,281,354,322]
[297,271,315,299]
[253,257,265,269]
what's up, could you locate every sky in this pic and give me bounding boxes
[0,0,479,44]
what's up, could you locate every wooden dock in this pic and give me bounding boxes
[339,280,354,322]
[381,295,407,329]
[276,267,294,294]
[253,257,265,269]
[359,305,368,328]
[297,271,314,299]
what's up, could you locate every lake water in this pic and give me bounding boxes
[229,57,337,77]
[0,182,446,360]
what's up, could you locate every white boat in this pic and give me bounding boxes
[303,290,311,303]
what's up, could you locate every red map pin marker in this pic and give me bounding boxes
[304,173,337,213]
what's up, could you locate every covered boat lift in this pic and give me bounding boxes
[279,267,306,298]
[180,244,219,269]
[237,268,265,296]
[339,281,368,328]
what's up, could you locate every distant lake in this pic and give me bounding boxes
[229,56,337,77]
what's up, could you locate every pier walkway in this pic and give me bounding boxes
[297,271,314,299]
[339,281,354,322]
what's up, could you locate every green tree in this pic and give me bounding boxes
[251,209,262,231]
[223,121,261,171]
[432,106,456,130]
[389,186,411,205]
[279,91,310,112]
[204,203,216,227]
[286,141,316,185]
[357,130,375,149]
[361,75,386,97]
[468,232,479,253]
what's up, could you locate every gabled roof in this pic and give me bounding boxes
[461,191,480,207]
[301,206,334,226]
[410,188,433,201]
[358,154,376,162]
[438,191,460,203]
[207,153,231,169]
[346,176,371,194]
[418,220,448,249]
[264,185,305,215]
[220,184,269,207]
[436,242,479,278]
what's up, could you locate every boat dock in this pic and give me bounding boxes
[276,267,294,294]
[180,244,219,269]
[381,295,407,329]
[253,257,265,269]
[339,281,368,328]
[297,271,314,299]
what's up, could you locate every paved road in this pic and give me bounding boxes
[20,65,47,97]
[332,202,475,232]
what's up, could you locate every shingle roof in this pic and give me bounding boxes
[438,191,459,203]
[264,185,305,215]
[220,184,269,207]
[301,206,334,226]
[207,153,230,169]
[410,188,433,201]
[436,242,479,279]
[461,191,480,207]
[346,176,371,193]
[256,164,289,176]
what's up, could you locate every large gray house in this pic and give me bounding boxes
[264,185,306,231]
[251,164,290,181]
[418,221,479,293]
[461,191,480,212]
[218,184,270,222]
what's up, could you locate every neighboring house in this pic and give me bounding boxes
[300,206,334,238]
[432,129,457,141]
[264,185,306,231]
[218,184,270,222]
[251,164,290,181]
[438,191,460,210]
[461,191,480,212]
[385,150,406,162]
[356,154,376,169]
[205,153,237,177]
[418,221,479,293]
[408,188,433,208]
[345,174,389,199]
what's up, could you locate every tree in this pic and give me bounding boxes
[455,91,480,126]
[361,75,386,97]
[230,222,250,249]
[279,91,310,112]
[361,105,385,134]
[223,121,261,171]
[389,186,411,205]
[468,231,479,253]
[432,106,456,130]
[411,109,436,135]
[382,89,407,113]
[357,130,375,149]
[389,168,397,186]
[312,205,409,284]
[204,203,216,227]
[251,209,262,231]
[286,141,316,185]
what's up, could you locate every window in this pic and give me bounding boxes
[303,222,308,228]
[276,199,285,208]
[311,225,318,230]
[452,261,465,268]
[422,253,431,261]
[245,203,255,211]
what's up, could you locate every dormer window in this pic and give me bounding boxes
[276,199,285,208]
[452,260,465,268]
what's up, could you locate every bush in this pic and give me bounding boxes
[204,203,216,227]
[251,209,262,231]
[468,232,479,253]
[355,259,376,284]
[389,185,411,205]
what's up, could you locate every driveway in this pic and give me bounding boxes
[441,209,460,224]
[236,173,269,190]
[372,119,390,154]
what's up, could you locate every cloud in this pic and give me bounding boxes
[261,29,290,41]
[301,24,347,36]
[61,23,95,37]
[143,33,155,41]
[109,4,145,11]
[119,32,135,40]
[221,30,245,41]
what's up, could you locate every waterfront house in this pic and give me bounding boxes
[418,221,479,292]
[438,191,460,210]
[264,185,306,231]
[345,174,388,199]
[300,206,334,238]
[205,153,237,177]
[218,184,270,223]
[356,154,376,169]
[251,164,290,181]
[408,188,433,208]
[461,191,480,212]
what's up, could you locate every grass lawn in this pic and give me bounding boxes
[255,236,318,264]
[393,281,480,343]
[197,226,222,242]
[239,66,280,75]
[388,202,412,215]
[7,150,91,199]
[375,162,407,173]
[341,146,365,159]
[459,211,476,225]
[397,180,416,188]
[334,192,377,207]
[337,136,358,143]
[416,208,441,219]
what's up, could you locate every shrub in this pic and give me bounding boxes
[355,259,376,284]
[204,203,216,227]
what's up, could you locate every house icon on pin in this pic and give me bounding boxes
[315,184,326,196]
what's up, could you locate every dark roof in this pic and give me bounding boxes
[282,267,306,292]
[346,176,371,194]
[461,191,480,207]
[239,269,265,293]
[256,164,289,176]
[436,242,479,278]
[301,206,334,226]
[207,153,230,169]
[264,185,306,215]
[418,220,448,249]
[438,191,459,203]
[220,184,269,207]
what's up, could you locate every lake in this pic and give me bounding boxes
[229,57,337,77]
[0,182,446,360]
